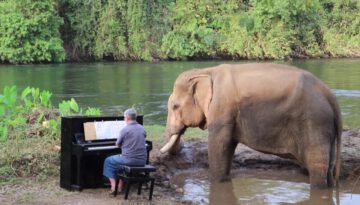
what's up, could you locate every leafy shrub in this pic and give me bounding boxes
[0,86,57,141]
[58,98,102,116]
[62,0,166,61]
[0,86,102,181]
[0,86,102,141]
[321,0,360,56]
[0,0,65,63]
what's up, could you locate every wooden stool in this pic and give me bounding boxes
[114,165,156,200]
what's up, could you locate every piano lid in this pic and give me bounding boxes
[83,120,126,141]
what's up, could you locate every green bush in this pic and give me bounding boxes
[0,86,58,141]
[59,98,101,116]
[321,0,360,56]
[161,0,220,59]
[0,86,102,181]
[0,86,102,141]
[61,0,167,61]
[0,0,65,63]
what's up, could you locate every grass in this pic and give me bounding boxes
[145,125,208,143]
[0,136,60,184]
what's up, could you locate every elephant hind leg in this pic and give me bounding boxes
[305,148,331,189]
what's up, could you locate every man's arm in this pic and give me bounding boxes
[116,130,124,147]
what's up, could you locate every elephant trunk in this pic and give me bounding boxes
[160,134,180,154]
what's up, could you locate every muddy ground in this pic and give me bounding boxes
[0,129,359,205]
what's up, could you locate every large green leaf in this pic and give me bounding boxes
[3,86,17,107]
[0,104,5,116]
[0,125,8,141]
[21,87,32,100]
[69,98,79,113]
[59,100,71,116]
[40,90,52,107]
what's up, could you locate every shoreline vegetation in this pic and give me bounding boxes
[0,0,359,64]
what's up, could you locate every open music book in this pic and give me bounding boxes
[83,121,126,141]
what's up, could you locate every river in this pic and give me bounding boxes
[0,59,359,127]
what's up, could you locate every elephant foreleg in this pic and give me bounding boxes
[208,124,237,182]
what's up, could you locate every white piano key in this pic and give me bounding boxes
[86,145,118,151]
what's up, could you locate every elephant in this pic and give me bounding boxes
[160,63,342,189]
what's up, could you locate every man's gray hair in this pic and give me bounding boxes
[124,108,137,120]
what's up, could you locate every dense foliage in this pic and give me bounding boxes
[0,0,65,63]
[0,0,359,63]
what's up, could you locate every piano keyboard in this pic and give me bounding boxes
[87,145,118,151]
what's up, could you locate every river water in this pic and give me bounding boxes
[177,169,360,205]
[0,59,359,127]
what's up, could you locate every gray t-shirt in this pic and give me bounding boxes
[116,121,147,162]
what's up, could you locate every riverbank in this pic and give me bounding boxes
[0,128,359,205]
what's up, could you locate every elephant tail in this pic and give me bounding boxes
[331,92,342,187]
[335,107,342,187]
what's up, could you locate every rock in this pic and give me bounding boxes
[42,120,49,127]
[161,180,171,188]
[175,188,183,193]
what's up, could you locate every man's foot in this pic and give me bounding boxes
[109,189,116,196]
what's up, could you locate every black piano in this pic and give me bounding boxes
[60,115,152,191]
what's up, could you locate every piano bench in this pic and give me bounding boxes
[114,165,156,200]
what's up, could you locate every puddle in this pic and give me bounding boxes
[177,170,360,205]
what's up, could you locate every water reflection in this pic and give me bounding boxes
[209,181,238,205]
[182,177,360,205]
[289,189,336,205]
[183,179,210,204]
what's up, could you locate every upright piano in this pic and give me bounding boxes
[60,115,152,191]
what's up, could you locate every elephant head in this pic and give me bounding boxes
[160,69,213,154]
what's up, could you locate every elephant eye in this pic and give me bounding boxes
[173,104,180,110]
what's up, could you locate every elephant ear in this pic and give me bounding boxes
[189,74,213,118]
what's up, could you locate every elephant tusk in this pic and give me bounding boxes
[160,134,179,154]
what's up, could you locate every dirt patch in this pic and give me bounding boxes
[1,129,359,205]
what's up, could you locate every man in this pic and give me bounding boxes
[103,108,147,194]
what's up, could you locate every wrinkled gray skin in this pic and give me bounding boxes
[161,63,342,189]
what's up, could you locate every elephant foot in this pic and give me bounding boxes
[310,182,331,190]
[309,168,332,189]
[209,170,231,182]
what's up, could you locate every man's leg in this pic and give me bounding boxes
[111,155,130,192]
[117,179,123,192]
[109,178,116,191]
[103,155,120,192]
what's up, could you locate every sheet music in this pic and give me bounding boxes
[94,121,126,140]
[83,122,97,141]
